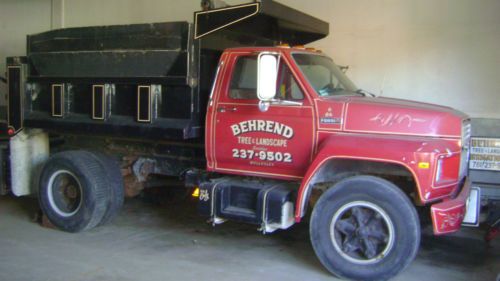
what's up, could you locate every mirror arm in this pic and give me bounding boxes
[258,100,270,112]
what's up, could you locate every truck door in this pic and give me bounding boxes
[208,52,314,180]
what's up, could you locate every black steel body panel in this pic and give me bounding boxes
[28,21,190,78]
[25,114,198,140]
[29,51,188,78]
[28,22,187,52]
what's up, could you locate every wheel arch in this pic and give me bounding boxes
[295,156,422,221]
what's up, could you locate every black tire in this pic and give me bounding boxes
[91,152,124,226]
[310,175,420,281]
[39,151,109,232]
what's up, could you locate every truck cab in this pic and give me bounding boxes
[199,45,474,279]
[206,46,471,227]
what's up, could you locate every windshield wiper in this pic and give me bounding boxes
[355,89,376,97]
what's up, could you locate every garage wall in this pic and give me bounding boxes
[60,0,199,27]
[0,0,52,105]
[1,0,499,118]
[293,0,500,119]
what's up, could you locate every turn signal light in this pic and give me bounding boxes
[192,187,200,197]
[418,162,430,169]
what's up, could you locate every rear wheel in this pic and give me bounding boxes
[310,176,420,280]
[39,151,109,232]
[91,152,124,226]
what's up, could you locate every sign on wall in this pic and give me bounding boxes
[469,137,500,171]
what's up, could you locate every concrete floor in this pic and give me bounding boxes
[0,194,498,281]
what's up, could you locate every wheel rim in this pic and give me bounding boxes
[329,201,395,265]
[47,170,83,217]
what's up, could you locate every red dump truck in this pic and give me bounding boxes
[0,1,478,280]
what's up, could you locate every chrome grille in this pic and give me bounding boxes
[459,119,471,178]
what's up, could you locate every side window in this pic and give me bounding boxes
[277,64,304,100]
[229,55,304,101]
[229,55,257,99]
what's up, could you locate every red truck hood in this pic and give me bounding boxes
[324,96,468,138]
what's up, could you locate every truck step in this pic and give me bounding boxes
[198,179,296,233]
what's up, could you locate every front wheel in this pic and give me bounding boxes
[310,176,420,281]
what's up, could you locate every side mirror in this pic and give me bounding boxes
[257,53,278,101]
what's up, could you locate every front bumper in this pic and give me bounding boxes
[430,178,471,235]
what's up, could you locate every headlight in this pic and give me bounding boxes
[434,154,460,187]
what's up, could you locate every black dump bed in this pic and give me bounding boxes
[12,0,328,141]
[25,21,199,140]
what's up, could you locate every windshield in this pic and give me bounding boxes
[292,53,358,97]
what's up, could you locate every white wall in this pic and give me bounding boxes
[1,0,499,118]
[0,0,52,103]
[287,0,500,119]
[61,0,199,27]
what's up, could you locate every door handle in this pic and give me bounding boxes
[217,106,237,113]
